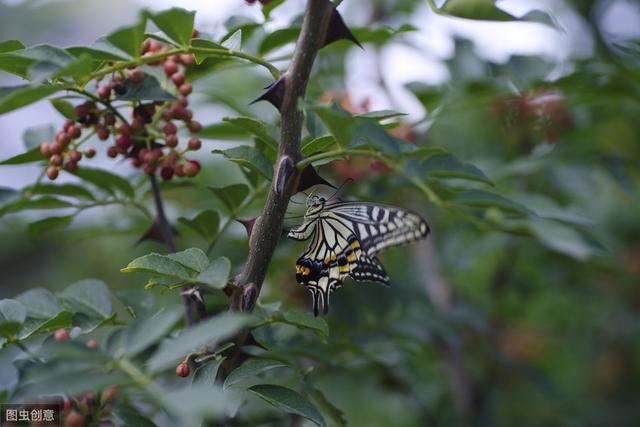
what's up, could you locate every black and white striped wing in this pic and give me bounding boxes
[326,202,430,256]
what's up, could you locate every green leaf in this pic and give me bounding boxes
[14,289,72,338]
[452,190,532,216]
[213,145,273,181]
[423,153,492,184]
[192,357,225,387]
[115,75,176,102]
[302,135,336,156]
[0,145,45,165]
[0,53,33,78]
[117,307,183,357]
[190,38,228,65]
[146,8,195,47]
[196,257,232,290]
[311,103,356,147]
[307,386,347,427]
[107,19,147,58]
[222,29,242,50]
[23,124,54,150]
[208,184,250,211]
[50,98,77,121]
[528,217,605,261]
[356,110,408,121]
[74,167,135,198]
[121,253,194,280]
[112,408,158,427]
[60,279,113,319]
[223,117,279,153]
[0,196,73,218]
[0,84,62,115]
[224,358,287,390]
[27,215,74,238]
[66,45,130,62]
[262,0,286,19]
[178,209,220,244]
[271,310,329,340]
[352,121,401,154]
[259,27,300,56]
[437,0,515,20]
[167,247,210,273]
[25,183,95,200]
[0,299,27,338]
[0,40,25,53]
[249,384,326,427]
[198,122,251,140]
[147,312,253,372]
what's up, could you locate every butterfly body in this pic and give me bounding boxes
[288,195,430,315]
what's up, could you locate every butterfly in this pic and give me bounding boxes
[287,194,430,315]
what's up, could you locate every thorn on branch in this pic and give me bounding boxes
[136,217,178,245]
[323,7,363,49]
[297,165,335,192]
[235,217,258,241]
[274,155,296,195]
[250,76,286,111]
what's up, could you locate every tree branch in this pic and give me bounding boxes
[218,0,335,379]
[232,0,334,310]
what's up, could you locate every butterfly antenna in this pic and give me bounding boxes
[327,178,353,202]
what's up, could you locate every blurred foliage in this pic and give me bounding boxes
[1,0,639,426]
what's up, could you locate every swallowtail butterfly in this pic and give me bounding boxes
[288,194,430,315]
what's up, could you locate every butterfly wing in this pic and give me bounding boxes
[327,202,430,256]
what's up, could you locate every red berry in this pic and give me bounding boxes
[165,134,178,148]
[191,28,199,38]
[97,126,110,141]
[187,137,201,151]
[160,166,174,181]
[143,163,156,175]
[174,164,185,177]
[162,121,177,135]
[104,111,116,126]
[127,67,145,83]
[98,84,112,100]
[116,136,132,150]
[171,72,185,87]
[179,83,193,96]
[50,142,64,155]
[57,132,71,146]
[85,148,96,159]
[65,412,86,427]
[107,146,119,158]
[131,116,145,131]
[63,120,74,132]
[74,104,90,119]
[86,339,98,350]
[40,143,52,157]
[117,122,131,137]
[164,60,179,76]
[176,362,190,377]
[54,328,69,341]
[50,154,63,167]
[69,150,82,162]
[187,120,202,133]
[183,160,200,177]
[179,54,195,67]
[67,125,82,139]
[148,39,162,52]
[64,161,79,173]
[178,95,189,107]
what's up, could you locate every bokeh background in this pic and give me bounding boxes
[1,0,640,426]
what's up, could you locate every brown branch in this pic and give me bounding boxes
[149,173,199,327]
[218,0,335,379]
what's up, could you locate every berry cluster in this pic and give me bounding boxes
[40,35,204,182]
